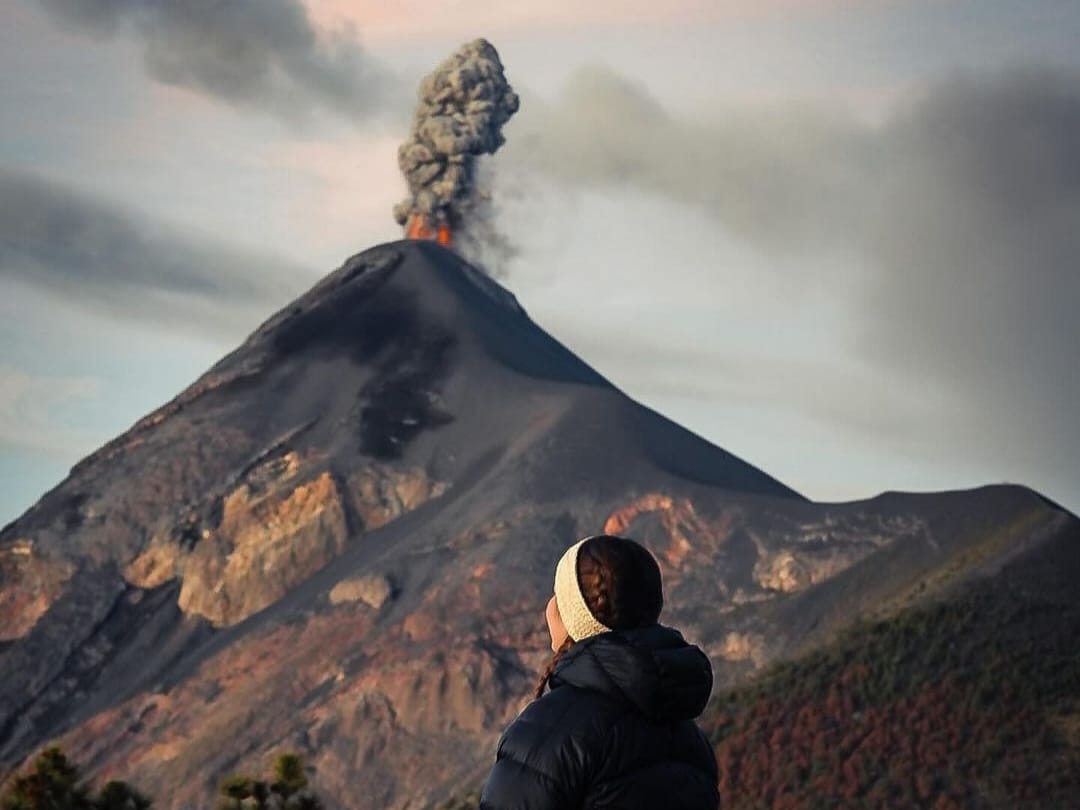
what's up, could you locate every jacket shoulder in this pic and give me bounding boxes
[480,686,617,810]
[499,683,620,754]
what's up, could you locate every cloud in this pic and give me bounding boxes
[504,64,1080,478]
[37,0,398,125]
[504,65,871,256]
[0,165,312,334]
[0,364,103,456]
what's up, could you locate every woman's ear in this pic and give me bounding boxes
[545,594,568,651]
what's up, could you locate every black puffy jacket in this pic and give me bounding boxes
[479,623,719,810]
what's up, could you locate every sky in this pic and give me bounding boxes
[1,0,1078,525]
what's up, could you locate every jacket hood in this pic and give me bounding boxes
[549,623,713,722]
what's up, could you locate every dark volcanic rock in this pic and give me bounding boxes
[0,240,1076,809]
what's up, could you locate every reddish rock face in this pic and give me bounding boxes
[0,540,73,641]
[1,240,1075,810]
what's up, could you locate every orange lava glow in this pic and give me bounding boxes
[405,213,453,247]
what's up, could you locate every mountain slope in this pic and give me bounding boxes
[700,515,1080,809]
[1,240,1075,809]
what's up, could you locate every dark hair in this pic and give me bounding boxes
[532,534,663,698]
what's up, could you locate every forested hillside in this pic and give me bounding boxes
[699,526,1080,809]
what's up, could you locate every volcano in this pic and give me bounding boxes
[1,241,1076,809]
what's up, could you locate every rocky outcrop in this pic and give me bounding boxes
[747,512,928,594]
[345,468,448,531]
[329,574,394,609]
[118,454,446,627]
[178,471,349,626]
[124,543,185,591]
[718,632,767,666]
[752,548,868,594]
[0,540,73,641]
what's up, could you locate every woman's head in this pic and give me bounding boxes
[537,535,663,695]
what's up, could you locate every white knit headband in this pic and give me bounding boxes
[554,536,613,642]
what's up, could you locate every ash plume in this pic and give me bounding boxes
[393,38,519,266]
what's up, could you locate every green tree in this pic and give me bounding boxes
[2,747,91,810]
[93,782,151,810]
[216,753,322,810]
[216,776,255,810]
[269,754,307,804]
[1,747,149,810]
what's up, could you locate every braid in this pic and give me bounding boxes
[577,541,621,627]
[533,636,574,699]
[579,535,663,629]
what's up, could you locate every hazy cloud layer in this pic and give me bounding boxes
[0,364,102,455]
[38,0,397,124]
[506,64,1080,480]
[0,166,310,332]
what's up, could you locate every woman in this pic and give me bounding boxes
[479,534,720,810]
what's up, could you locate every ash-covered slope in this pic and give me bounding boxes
[0,241,1075,810]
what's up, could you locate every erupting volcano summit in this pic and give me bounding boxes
[393,39,519,251]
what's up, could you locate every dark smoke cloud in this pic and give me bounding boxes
[0,166,308,333]
[394,38,519,269]
[38,0,394,123]
[507,64,1080,490]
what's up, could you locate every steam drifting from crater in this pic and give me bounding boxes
[393,38,519,258]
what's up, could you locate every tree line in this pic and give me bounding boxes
[1,747,323,810]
